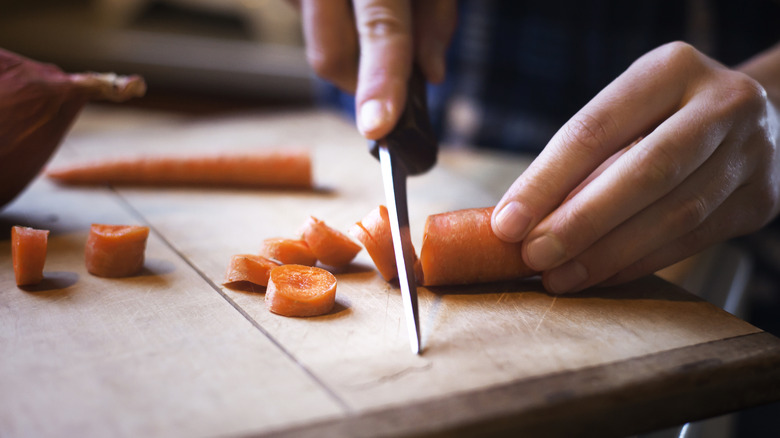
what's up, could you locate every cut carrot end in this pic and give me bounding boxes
[350,205,401,281]
[265,264,337,317]
[300,216,361,267]
[260,238,317,266]
[11,226,49,286]
[223,254,281,288]
[85,224,150,278]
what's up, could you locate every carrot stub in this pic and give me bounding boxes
[300,216,361,267]
[223,254,281,288]
[350,205,416,281]
[260,238,317,266]
[11,226,49,286]
[46,150,313,189]
[85,224,150,278]
[418,207,536,286]
[265,264,337,317]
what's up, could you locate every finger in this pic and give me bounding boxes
[492,42,705,243]
[300,0,358,92]
[352,0,413,139]
[521,86,737,275]
[541,129,748,294]
[600,182,772,288]
[413,0,457,84]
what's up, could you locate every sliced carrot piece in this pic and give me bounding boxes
[300,216,361,268]
[85,224,150,278]
[265,264,337,317]
[11,226,49,286]
[46,150,313,189]
[223,254,281,288]
[260,238,317,266]
[349,205,416,281]
[418,207,536,286]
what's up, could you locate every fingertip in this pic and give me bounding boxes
[492,201,532,242]
[357,99,394,139]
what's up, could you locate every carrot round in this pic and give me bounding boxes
[260,238,317,266]
[85,224,150,278]
[300,216,361,267]
[418,207,536,286]
[11,226,49,286]
[223,254,281,288]
[349,205,410,281]
[46,150,313,189]
[265,264,337,317]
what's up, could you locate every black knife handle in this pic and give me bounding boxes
[369,66,438,176]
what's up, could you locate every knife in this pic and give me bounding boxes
[369,66,438,354]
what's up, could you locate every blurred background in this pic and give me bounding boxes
[0,0,315,110]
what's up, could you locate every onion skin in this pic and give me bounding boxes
[0,49,146,208]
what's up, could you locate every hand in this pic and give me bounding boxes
[491,41,780,294]
[295,0,457,139]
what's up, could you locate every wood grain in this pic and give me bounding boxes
[1,107,778,437]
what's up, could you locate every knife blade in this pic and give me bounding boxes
[369,66,438,354]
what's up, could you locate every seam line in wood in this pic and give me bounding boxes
[110,187,354,414]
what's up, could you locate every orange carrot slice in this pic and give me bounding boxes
[260,238,317,266]
[265,264,337,317]
[11,226,49,286]
[300,216,361,267]
[418,207,537,286]
[223,254,281,288]
[349,205,415,281]
[85,224,150,278]
[46,150,313,189]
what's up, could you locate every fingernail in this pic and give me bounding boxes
[547,260,588,294]
[525,234,566,270]
[358,99,389,135]
[494,201,531,242]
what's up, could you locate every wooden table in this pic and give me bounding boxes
[2,107,779,438]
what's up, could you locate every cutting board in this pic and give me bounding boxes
[1,107,777,438]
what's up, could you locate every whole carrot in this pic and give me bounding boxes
[46,150,313,189]
[418,207,537,286]
[11,226,49,286]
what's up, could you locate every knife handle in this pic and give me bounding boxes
[369,65,438,176]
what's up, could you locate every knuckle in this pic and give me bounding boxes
[675,194,710,230]
[635,142,682,188]
[358,4,409,39]
[655,41,701,69]
[561,112,615,155]
[560,202,602,251]
[713,71,767,114]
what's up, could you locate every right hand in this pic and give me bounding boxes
[294,0,457,139]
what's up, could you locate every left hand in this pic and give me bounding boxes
[491,41,780,294]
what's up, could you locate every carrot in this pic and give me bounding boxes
[11,226,49,286]
[85,224,150,278]
[417,207,536,286]
[349,205,417,281]
[260,238,317,266]
[46,150,313,189]
[300,216,361,267]
[265,264,337,317]
[223,254,281,288]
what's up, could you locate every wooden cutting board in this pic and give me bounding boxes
[1,107,778,438]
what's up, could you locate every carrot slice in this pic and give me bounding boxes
[11,226,49,286]
[85,224,150,278]
[265,264,337,317]
[349,205,417,281]
[300,216,361,267]
[260,238,317,266]
[418,207,537,286]
[46,150,313,189]
[223,254,281,288]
